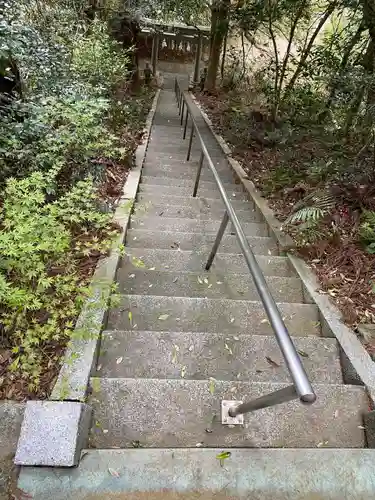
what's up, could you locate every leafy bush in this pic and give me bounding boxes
[360,211,375,254]
[71,18,130,93]
[0,173,115,386]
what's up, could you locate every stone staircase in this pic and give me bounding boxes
[18,89,375,498]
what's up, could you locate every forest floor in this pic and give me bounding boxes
[195,89,375,357]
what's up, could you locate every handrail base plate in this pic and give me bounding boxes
[221,400,244,425]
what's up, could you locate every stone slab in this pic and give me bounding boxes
[141,175,241,190]
[17,448,375,500]
[132,202,260,222]
[138,183,249,200]
[117,269,304,302]
[89,378,366,448]
[136,193,255,211]
[107,295,320,337]
[15,401,92,467]
[126,229,277,255]
[130,216,268,237]
[97,330,341,383]
[120,248,291,276]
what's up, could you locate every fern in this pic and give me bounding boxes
[285,189,336,225]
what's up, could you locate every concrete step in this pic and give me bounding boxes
[142,163,234,182]
[121,248,291,276]
[136,192,256,212]
[107,295,320,337]
[117,269,304,302]
[126,229,278,255]
[140,175,241,190]
[132,203,261,222]
[130,216,268,237]
[89,378,366,448]
[18,448,375,500]
[138,183,248,200]
[97,331,341,383]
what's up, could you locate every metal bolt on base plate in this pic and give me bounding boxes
[221,400,244,425]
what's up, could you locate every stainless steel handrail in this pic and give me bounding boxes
[174,78,316,417]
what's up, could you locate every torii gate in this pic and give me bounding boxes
[140,20,211,82]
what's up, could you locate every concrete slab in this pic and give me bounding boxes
[15,401,92,467]
[17,448,375,500]
[97,330,341,383]
[136,193,255,211]
[121,247,291,276]
[17,447,375,500]
[107,295,320,337]
[126,229,278,255]
[117,269,304,302]
[130,216,268,237]
[138,183,249,200]
[141,175,241,190]
[89,378,366,448]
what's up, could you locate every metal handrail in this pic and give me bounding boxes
[174,78,316,419]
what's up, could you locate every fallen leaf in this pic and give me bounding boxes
[209,377,216,394]
[224,343,233,355]
[196,442,204,447]
[97,364,102,372]
[108,467,120,477]
[181,365,186,378]
[158,314,170,321]
[129,274,135,278]
[103,429,109,434]
[207,284,213,289]
[128,311,133,323]
[217,281,223,284]
[358,425,365,430]
[116,357,123,364]
[205,428,213,433]
[204,278,209,284]
[216,451,231,461]
[233,336,239,341]
[149,267,156,271]
[173,277,178,283]
[265,356,280,368]
[188,345,194,352]
[261,318,269,324]
[197,276,203,284]
[230,317,235,323]
[297,349,309,358]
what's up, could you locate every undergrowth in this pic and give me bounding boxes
[0,0,154,398]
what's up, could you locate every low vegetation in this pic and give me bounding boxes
[0,0,154,399]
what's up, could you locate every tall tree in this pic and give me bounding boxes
[205,0,231,91]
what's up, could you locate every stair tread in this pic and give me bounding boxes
[117,269,303,302]
[89,378,366,448]
[107,295,320,337]
[97,330,341,383]
[130,216,268,237]
[138,184,248,200]
[120,248,290,276]
[126,229,277,254]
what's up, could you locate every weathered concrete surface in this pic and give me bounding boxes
[130,216,267,237]
[136,193,255,212]
[97,331,341,383]
[117,269,304,302]
[107,295,320,337]
[0,402,25,499]
[132,202,260,222]
[126,229,277,255]
[15,401,92,467]
[141,175,241,190]
[17,448,375,500]
[138,183,248,200]
[121,248,292,276]
[89,378,366,448]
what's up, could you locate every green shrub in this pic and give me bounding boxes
[0,173,115,386]
[359,211,375,254]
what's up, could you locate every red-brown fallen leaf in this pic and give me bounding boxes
[265,356,280,368]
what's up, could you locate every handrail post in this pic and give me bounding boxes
[180,100,185,124]
[186,125,194,161]
[193,151,204,197]
[183,108,189,139]
[179,93,183,114]
[228,385,297,417]
[205,211,229,270]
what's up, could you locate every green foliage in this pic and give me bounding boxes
[262,165,305,195]
[0,174,114,385]
[359,210,375,253]
[71,17,130,93]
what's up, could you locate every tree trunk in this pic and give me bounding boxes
[205,0,230,92]
[325,20,366,109]
[284,1,337,95]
